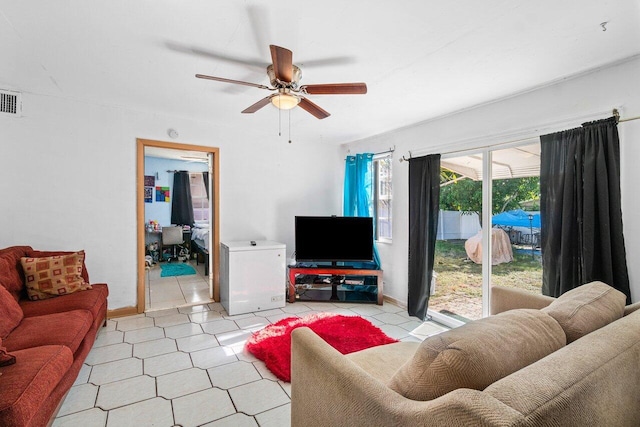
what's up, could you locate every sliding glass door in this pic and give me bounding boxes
[490,145,542,310]
[430,152,484,322]
[428,142,541,324]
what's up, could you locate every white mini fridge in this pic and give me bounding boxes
[220,240,286,315]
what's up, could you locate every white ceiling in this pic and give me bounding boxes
[2,1,639,145]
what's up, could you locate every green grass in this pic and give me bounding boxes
[430,240,542,319]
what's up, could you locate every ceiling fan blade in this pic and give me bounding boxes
[296,56,355,68]
[247,5,271,58]
[195,74,271,90]
[242,95,276,114]
[167,42,267,70]
[298,98,330,120]
[270,45,293,83]
[301,83,368,95]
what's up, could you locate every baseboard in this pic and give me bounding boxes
[107,306,140,318]
[383,294,406,308]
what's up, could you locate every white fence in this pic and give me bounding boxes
[436,210,481,240]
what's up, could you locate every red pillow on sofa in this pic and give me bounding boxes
[0,285,23,339]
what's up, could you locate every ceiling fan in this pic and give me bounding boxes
[196,45,367,119]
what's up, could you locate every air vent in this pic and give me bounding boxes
[0,90,22,117]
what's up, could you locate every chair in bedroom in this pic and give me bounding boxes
[162,225,184,262]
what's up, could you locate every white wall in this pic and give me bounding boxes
[345,56,640,305]
[0,95,342,309]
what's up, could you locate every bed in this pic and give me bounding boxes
[191,223,210,276]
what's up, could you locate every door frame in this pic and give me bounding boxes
[136,138,220,313]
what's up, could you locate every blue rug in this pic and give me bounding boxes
[160,263,196,277]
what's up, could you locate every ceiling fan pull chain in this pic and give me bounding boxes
[289,109,292,144]
[278,95,282,136]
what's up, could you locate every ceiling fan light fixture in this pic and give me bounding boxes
[271,93,300,110]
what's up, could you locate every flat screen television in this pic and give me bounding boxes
[295,216,374,263]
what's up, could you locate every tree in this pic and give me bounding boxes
[439,172,539,221]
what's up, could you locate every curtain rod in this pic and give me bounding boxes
[345,146,395,160]
[166,170,203,173]
[399,136,539,162]
[373,146,395,156]
[400,108,637,162]
[613,109,640,123]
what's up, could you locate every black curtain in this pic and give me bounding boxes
[171,171,195,226]
[408,154,441,320]
[202,171,209,200]
[540,117,631,303]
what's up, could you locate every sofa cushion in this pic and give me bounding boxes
[347,341,420,383]
[387,309,566,401]
[0,345,73,427]
[0,337,16,367]
[0,246,32,302]
[0,285,23,339]
[20,284,108,329]
[542,281,626,343]
[3,309,93,355]
[21,251,92,301]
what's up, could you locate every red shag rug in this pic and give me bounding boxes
[245,312,398,382]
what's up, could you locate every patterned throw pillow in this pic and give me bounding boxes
[20,251,92,300]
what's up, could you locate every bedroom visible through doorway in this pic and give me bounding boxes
[136,139,220,314]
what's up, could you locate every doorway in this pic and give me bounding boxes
[428,141,541,325]
[136,138,220,314]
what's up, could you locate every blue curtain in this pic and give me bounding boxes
[344,153,381,269]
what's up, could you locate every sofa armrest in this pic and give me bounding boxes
[290,327,522,427]
[624,301,640,316]
[490,286,555,315]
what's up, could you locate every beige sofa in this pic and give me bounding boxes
[291,282,640,426]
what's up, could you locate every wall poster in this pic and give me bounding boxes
[144,187,153,203]
[144,176,156,203]
[156,186,170,202]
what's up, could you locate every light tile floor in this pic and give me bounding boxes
[146,260,212,311]
[55,300,448,427]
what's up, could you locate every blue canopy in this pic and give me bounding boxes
[492,209,541,228]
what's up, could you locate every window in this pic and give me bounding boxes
[189,173,209,222]
[374,156,392,241]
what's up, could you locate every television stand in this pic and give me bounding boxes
[288,266,383,305]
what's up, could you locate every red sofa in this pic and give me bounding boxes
[0,246,109,427]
